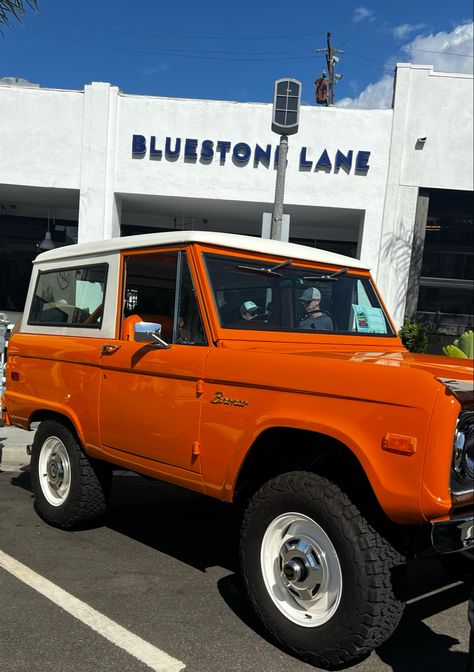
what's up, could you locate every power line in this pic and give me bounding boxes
[343,50,398,68]
[22,27,319,61]
[34,17,327,42]
[336,34,473,58]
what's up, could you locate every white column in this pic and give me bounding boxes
[377,65,419,329]
[78,82,121,243]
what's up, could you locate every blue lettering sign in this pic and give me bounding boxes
[184,138,198,160]
[132,134,146,155]
[316,149,332,171]
[130,134,371,176]
[201,139,214,160]
[299,147,312,169]
[150,136,162,158]
[165,137,181,159]
[216,141,231,162]
[356,150,370,172]
[335,149,353,171]
[233,142,251,164]
[254,144,271,167]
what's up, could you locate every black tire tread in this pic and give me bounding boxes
[240,471,404,669]
[31,420,107,529]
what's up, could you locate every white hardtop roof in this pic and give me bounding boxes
[35,230,370,270]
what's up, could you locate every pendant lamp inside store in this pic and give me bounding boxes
[39,216,56,251]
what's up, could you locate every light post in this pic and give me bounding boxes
[270,79,302,240]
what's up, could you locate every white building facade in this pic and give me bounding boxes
[0,64,472,345]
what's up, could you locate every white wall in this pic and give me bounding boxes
[379,64,474,327]
[0,82,392,255]
[116,94,391,206]
[78,83,121,242]
[398,65,473,190]
[0,85,82,189]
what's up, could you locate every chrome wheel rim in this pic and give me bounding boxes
[260,512,342,627]
[37,437,72,506]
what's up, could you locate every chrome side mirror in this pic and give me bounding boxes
[134,322,171,348]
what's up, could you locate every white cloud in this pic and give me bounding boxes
[353,7,375,23]
[393,23,428,40]
[142,62,170,76]
[337,74,394,109]
[402,21,473,74]
[336,21,473,109]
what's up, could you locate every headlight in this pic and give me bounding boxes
[452,410,474,490]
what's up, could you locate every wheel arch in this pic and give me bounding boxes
[233,427,397,540]
[30,409,84,449]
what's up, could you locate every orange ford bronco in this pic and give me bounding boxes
[3,231,473,669]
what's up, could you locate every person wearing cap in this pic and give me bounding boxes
[299,287,334,330]
[240,300,265,321]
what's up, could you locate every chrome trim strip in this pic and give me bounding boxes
[451,490,474,506]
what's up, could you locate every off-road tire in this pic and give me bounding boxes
[240,471,404,669]
[31,420,109,528]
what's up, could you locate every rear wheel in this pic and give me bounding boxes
[240,471,404,669]
[31,420,110,528]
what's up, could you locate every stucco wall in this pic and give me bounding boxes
[397,65,473,191]
[115,94,391,209]
[378,64,474,327]
[0,85,82,189]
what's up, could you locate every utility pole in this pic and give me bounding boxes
[315,32,343,106]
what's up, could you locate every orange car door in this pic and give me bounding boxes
[98,249,209,474]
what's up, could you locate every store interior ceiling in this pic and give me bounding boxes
[0,184,363,244]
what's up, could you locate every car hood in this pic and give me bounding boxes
[223,341,473,380]
[215,341,473,408]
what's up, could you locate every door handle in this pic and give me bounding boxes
[101,344,121,355]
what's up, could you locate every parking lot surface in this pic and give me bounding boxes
[0,460,471,672]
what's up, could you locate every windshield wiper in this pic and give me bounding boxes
[237,259,293,276]
[303,267,349,281]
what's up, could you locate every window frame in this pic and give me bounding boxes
[203,252,396,338]
[28,262,109,329]
[120,247,208,346]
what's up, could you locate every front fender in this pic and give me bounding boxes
[201,384,432,524]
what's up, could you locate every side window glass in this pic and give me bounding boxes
[121,251,207,346]
[122,252,178,342]
[29,265,107,327]
[176,256,207,345]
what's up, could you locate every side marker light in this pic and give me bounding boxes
[382,433,417,455]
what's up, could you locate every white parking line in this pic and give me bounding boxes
[0,549,185,672]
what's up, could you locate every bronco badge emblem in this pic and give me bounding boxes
[211,391,248,407]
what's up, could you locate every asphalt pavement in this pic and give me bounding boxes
[1,465,472,672]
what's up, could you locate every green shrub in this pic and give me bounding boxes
[442,330,474,359]
[398,318,429,353]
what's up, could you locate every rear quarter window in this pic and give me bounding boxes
[28,264,108,328]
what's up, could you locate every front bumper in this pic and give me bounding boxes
[431,510,474,553]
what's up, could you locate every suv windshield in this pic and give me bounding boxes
[205,254,395,336]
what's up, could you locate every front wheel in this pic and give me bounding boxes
[240,472,404,669]
[31,420,110,528]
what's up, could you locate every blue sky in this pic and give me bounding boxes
[1,1,473,108]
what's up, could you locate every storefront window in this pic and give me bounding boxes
[416,189,473,318]
[418,285,473,316]
[0,215,78,317]
[420,216,473,281]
